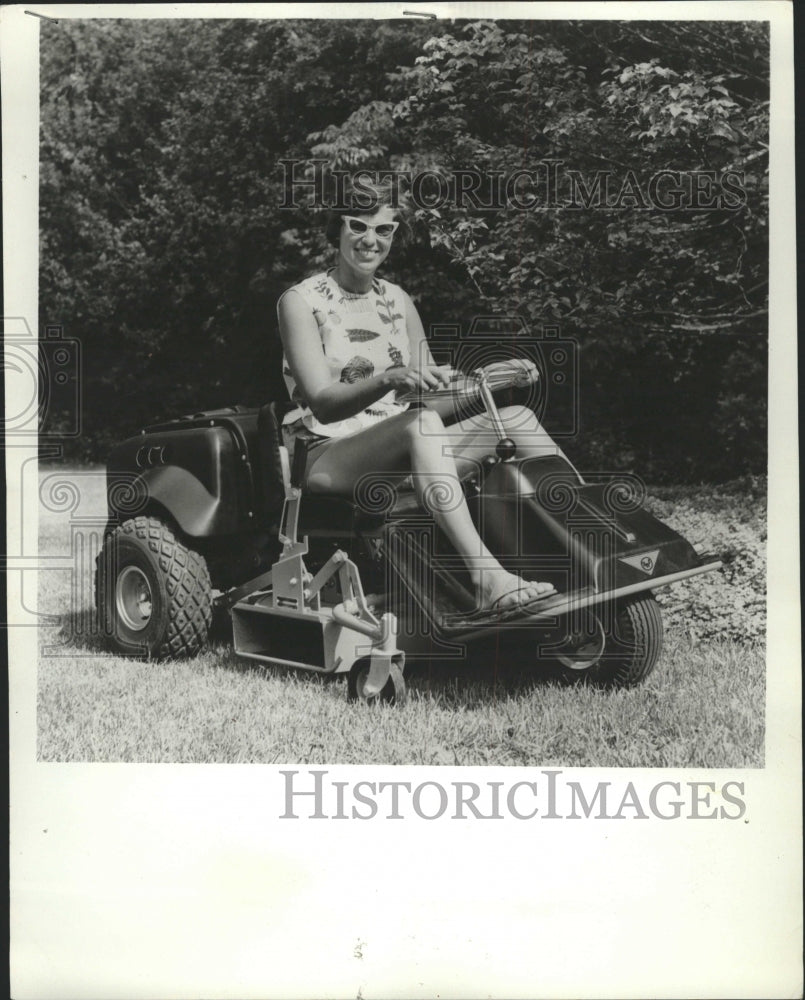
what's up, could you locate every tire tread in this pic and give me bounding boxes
[554,595,663,689]
[96,516,212,658]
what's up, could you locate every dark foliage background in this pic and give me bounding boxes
[40,18,768,482]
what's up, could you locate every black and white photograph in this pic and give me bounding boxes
[33,11,770,765]
[5,3,800,997]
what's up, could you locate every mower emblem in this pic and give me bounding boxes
[619,549,660,576]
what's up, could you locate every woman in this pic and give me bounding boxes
[278,181,557,612]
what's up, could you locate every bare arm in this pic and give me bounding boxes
[279,289,451,424]
[403,290,438,369]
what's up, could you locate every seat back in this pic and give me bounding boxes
[256,402,292,515]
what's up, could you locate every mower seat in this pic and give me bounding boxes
[257,402,423,534]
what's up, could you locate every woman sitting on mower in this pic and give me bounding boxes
[277,179,560,614]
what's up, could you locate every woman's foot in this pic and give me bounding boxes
[477,569,556,613]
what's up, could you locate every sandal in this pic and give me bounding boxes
[462,582,557,621]
[489,583,557,614]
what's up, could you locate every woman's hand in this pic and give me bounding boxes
[383,364,454,394]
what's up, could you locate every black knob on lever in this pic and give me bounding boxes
[478,373,518,463]
[496,437,517,461]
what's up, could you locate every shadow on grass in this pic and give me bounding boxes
[405,639,564,707]
[39,608,112,656]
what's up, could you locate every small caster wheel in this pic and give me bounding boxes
[347,658,407,706]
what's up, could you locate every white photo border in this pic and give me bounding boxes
[4,3,800,998]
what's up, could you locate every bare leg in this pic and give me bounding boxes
[436,403,577,478]
[303,408,555,610]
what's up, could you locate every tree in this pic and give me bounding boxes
[307,19,769,480]
[39,18,768,481]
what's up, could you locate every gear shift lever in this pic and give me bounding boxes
[478,374,517,462]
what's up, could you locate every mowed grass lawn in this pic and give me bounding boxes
[37,466,765,767]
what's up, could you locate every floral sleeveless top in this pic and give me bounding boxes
[279,270,411,438]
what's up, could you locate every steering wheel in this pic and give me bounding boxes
[395,358,539,402]
[396,358,540,462]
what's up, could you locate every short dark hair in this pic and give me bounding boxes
[324,176,410,247]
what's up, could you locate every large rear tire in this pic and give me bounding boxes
[553,595,663,689]
[96,516,212,658]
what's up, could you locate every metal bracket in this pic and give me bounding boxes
[278,486,302,549]
[270,540,312,610]
[216,568,274,609]
[362,613,403,696]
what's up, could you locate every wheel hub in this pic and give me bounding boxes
[554,613,606,670]
[116,565,153,631]
[354,668,376,701]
